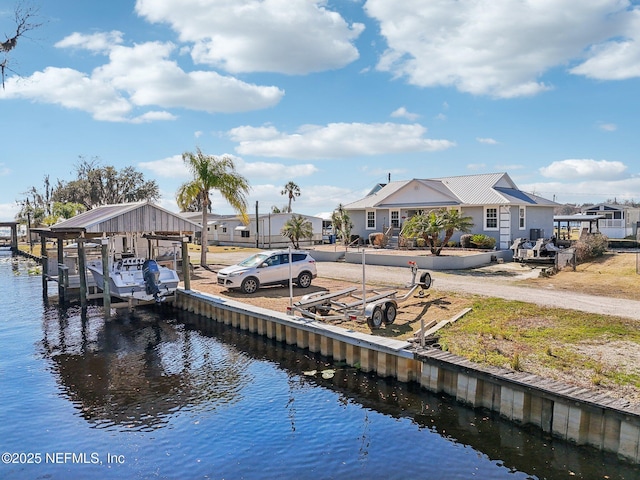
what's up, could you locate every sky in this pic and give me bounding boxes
[1,0,640,221]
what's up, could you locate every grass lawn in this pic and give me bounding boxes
[438,296,640,400]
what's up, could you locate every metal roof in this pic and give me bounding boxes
[554,214,606,222]
[48,201,201,234]
[344,172,557,210]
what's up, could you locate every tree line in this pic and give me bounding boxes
[15,156,159,226]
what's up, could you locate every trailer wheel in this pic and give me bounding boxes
[367,306,384,329]
[384,302,397,324]
[419,272,432,289]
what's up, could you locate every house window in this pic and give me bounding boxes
[519,207,526,230]
[390,210,399,228]
[241,230,250,238]
[221,226,227,233]
[485,207,498,230]
[366,210,376,229]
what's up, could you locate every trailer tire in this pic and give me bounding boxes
[384,302,397,324]
[367,306,384,330]
[419,272,432,289]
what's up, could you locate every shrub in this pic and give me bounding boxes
[460,234,473,248]
[574,233,608,262]
[470,234,496,249]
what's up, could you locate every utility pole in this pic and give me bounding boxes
[255,201,259,248]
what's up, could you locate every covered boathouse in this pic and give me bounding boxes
[33,201,201,305]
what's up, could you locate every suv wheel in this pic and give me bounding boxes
[296,271,312,288]
[240,277,259,294]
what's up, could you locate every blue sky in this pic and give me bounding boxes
[2,0,640,221]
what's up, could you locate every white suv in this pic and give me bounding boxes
[216,250,317,294]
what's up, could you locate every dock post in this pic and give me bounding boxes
[100,238,111,316]
[41,235,48,297]
[77,240,87,308]
[181,238,191,291]
[10,223,18,252]
[58,264,69,303]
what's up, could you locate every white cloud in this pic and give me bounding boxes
[0,163,11,176]
[539,159,628,180]
[570,9,640,80]
[135,0,364,74]
[521,177,640,205]
[476,137,498,145]
[0,38,284,121]
[390,106,420,121]
[140,154,318,182]
[228,122,455,159]
[467,163,486,171]
[234,158,318,180]
[365,0,639,97]
[54,31,124,53]
[0,202,19,222]
[598,123,618,132]
[139,155,187,178]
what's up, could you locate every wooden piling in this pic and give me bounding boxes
[100,239,111,315]
[77,240,87,308]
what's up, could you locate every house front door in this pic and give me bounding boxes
[390,210,400,229]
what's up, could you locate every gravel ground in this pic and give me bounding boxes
[198,249,640,321]
[188,249,640,402]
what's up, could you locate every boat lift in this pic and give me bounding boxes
[287,253,432,330]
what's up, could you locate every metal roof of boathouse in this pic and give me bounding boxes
[47,201,201,235]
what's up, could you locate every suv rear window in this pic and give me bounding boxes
[278,253,309,264]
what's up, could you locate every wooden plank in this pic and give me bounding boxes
[422,308,473,337]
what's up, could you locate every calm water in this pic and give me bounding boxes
[0,252,637,480]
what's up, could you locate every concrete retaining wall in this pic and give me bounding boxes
[173,288,640,463]
[306,250,346,262]
[344,249,512,269]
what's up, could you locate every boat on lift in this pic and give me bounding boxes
[87,256,179,302]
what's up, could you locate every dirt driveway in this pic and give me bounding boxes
[195,248,640,320]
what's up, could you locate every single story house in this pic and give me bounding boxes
[342,172,557,250]
[180,211,324,248]
[581,204,640,239]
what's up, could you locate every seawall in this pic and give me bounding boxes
[173,288,640,464]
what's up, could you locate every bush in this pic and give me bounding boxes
[574,233,608,262]
[460,234,473,248]
[470,234,496,249]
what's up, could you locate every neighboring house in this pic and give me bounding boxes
[181,212,323,248]
[581,204,640,239]
[342,172,557,250]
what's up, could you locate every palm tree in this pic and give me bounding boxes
[281,214,313,249]
[331,204,353,247]
[177,148,250,267]
[401,208,474,255]
[401,210,442,254]
[281,181,301,213]
[439,209,474,254]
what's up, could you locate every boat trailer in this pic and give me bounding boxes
[287,259,432,330]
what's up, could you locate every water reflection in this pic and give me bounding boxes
[39,305,251,431]
[176,310,638,480]
[32,290,639,479]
